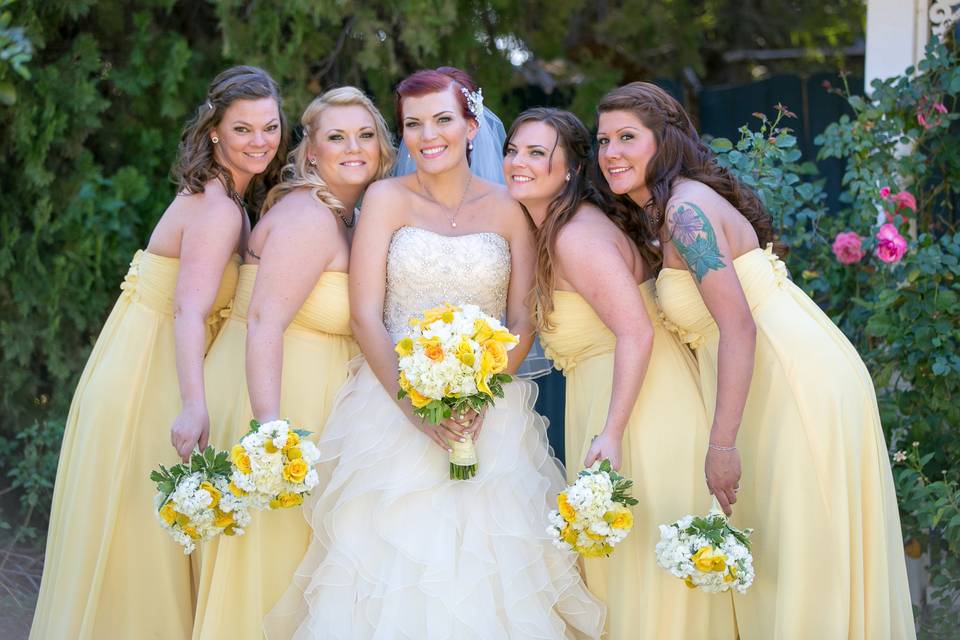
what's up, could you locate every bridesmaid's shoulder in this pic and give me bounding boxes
[666,179,731,222]
[363,176,414,204]
[260,188,338,236]
[167,179,242,230]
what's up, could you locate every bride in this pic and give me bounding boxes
[265,66,604,639]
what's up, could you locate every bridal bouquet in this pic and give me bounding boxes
[395,303,519,479]
[547,459,637,557]
[150,446,252,554]
[229,419,321,510]
[655,501,754,593]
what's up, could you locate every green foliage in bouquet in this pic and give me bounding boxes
[581,459,639,507]
[150,446,231,502]
[397,372,512,426]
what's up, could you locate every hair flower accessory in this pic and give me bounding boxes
[460,86,484,125]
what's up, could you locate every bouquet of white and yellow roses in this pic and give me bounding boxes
[547,459,637,557]
[655,500,754,593]
[395,303,519,479]
[150,446,252,554]
[229,419,321,510]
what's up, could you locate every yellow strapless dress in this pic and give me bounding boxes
[192,266,357,640]
[539,281,736,640]
[656,247,915,640]
[30,250,240,640]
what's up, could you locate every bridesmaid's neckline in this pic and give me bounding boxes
[658,246,764,274]
[554,279,655,295]
[238,263,348,277]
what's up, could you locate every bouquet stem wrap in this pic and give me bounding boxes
[449,433,478,479]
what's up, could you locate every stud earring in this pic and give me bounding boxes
[467,141,474,151]
[565,172,571,181]
[309,157,317,166]
[211,135,220,144]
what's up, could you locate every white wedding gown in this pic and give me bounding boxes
[265,226,605,639]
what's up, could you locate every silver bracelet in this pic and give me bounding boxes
[708,442,738,452]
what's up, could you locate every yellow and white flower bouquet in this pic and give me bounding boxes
[655,501,754,593]
[150,446,252,554]
[230,419,321,510]
[547,459,637,557]
[395,303,519,479]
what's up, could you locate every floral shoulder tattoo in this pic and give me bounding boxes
[667,202,725,283]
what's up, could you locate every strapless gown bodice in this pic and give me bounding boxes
[384,226,510,341]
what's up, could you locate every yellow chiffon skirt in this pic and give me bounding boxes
[192,268,356,640]
[30,251,239,640]
[541,283,736,640]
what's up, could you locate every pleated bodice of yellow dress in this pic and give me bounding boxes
[192,265,357,640]
[656,246,915,640]
[539,281,736,640]
[31,250,240,640]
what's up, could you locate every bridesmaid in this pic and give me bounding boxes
[191,86,395,640]
[506,108,735,639]
[595,81,915,639]
[30,65,287,639]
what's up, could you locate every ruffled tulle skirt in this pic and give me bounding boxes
[265,358,605,639]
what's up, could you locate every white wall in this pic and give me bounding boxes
[864,0,930,91]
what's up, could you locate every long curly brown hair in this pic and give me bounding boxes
[505,108,652,329]
[594,82,773,268]
[171,65,289,215]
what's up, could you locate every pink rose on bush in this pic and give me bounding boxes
[832,231,866,265]
[875,224,908,264]
[892,190,917,212]
[879,186,892,199]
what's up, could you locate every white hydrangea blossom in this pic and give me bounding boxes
[231,419,322,510]
[154,470,252,555]
[655,510,755,594]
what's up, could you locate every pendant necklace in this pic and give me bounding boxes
[417,172,473,228]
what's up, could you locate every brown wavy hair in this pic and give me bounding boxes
[262,86,396,214]
[505,108,651,329]
[171,65,289,215]
[594,82,773,267]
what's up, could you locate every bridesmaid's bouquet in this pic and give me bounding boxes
[150,446,252,554]
[395,303,519,479]
[229,419,321,510]
[547,459,637,557]
[655,501,754,593]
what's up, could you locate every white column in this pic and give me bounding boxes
[864,0,930,91]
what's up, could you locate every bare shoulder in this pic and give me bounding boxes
[666,180,731,223]
[172,180,243,231]
[262,188,338,237]
[554,203,616,259]
[363,176,413,204]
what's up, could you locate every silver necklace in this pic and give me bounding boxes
[417,172,473,228]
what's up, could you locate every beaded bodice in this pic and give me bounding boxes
[384,226,511,342]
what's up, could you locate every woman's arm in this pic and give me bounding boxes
[503,201,537,373]
[666,198,755,515]
[557,219,654,471]
[170,195,243,461]
[348,182,463,451]
[245,200,336,422]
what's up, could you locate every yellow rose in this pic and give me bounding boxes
[213,508,234,529]
[557,493,576,522]
[692,546,728,572]
[475,369,493,397]
[455,338,475,367]
[284,432,300,450]
[199,481,221,509]
[231,444,251,474]
[283,458,309,483]
[159,501,178,526]
[398,371,412,393]
[270,492,304,509]
[264,440,279,454]
[581,543,614,558]
[286,446,303,460]
[490,329,519,345]
[395,337,414,357]
[585,529,607,542]
[473,319,494,342]
[482,340,508,374]
[561,525,578,546]
[415,303,458,329]
[603,507,633,530]
[418,336,444,363]
[408,387,432,408]
[228,482,246,497]
[182,524,201,540]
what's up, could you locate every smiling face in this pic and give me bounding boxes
[401,85,478,175]
[596,109,658,204]
[503,120,568,207]
[211,97,282,184]
[309,104,381,191]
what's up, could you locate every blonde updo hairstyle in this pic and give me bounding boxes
[262,86,396,214]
